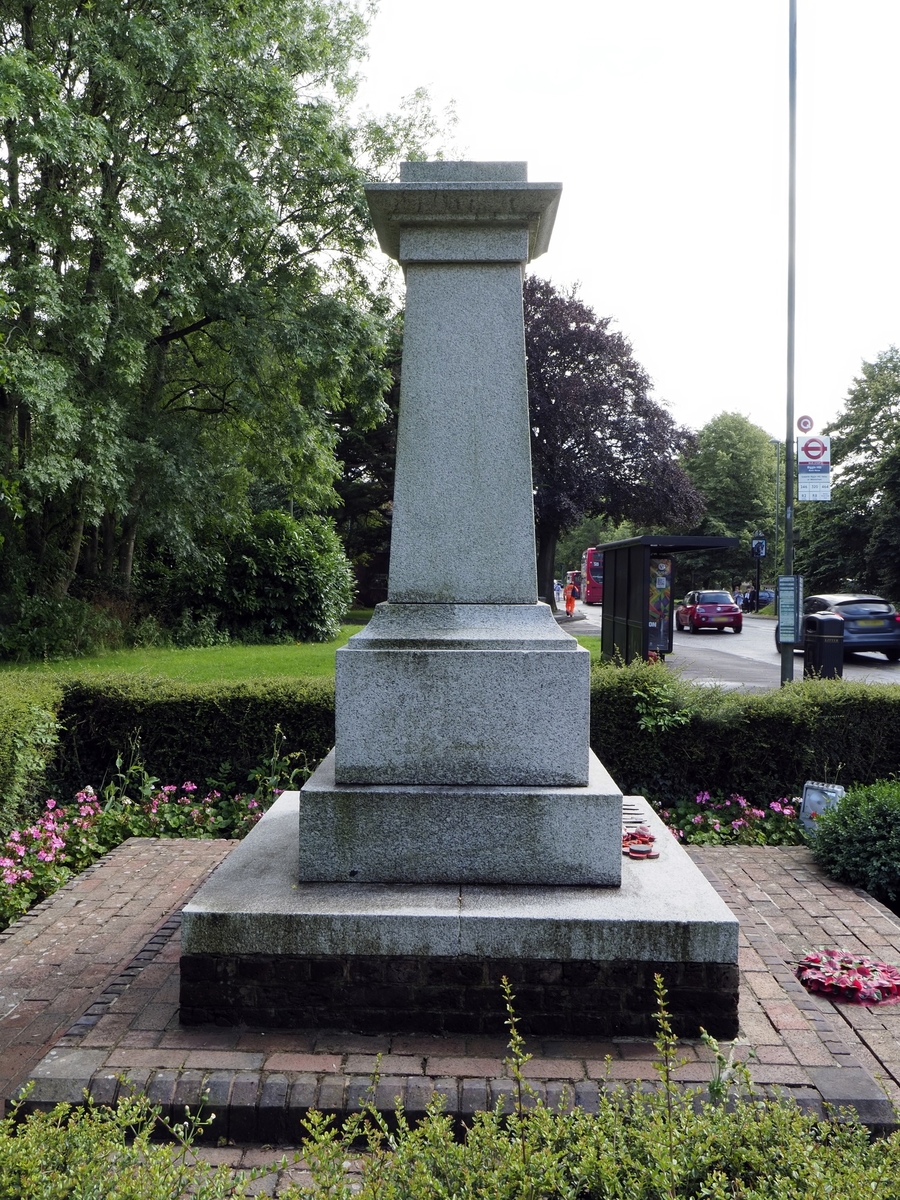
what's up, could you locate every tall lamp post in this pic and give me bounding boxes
[780,0,798,685]
[770,437,782,584]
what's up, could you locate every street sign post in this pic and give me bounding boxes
[797,435,831,501]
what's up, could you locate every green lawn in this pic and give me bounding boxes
[0,608,601,681]
[0,627,366,682]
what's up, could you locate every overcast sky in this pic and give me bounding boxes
[353,0,900,441]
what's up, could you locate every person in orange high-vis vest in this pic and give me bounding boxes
[563,581,576,617]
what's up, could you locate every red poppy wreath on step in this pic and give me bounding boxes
[796,949,900,1004]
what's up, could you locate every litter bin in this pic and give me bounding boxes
[803,615,844,679]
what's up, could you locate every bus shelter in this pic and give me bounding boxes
[596,535,738,664]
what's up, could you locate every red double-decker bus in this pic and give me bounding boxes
[580,547,604,605]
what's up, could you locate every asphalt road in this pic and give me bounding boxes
[563,601,900,691]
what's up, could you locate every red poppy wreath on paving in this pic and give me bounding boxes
[796,949,900,1004]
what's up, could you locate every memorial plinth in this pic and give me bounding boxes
[181,161,739,1037]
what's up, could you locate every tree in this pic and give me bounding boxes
[678,413,777,589]
[795,347,900,597]
[525,276,704,607]
[0,0,431,631]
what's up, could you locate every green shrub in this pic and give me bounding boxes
[810,780,900,905]
[290,978,900,1199]
[0,1092,254,1198]
[48,674,334,799]
[591,663,900,806]
[144,509,355,645]
[0,673,62,832]
[0,595,123,661]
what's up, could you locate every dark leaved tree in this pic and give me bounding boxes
[525,277,704,606]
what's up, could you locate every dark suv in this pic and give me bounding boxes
[775,594,900,661]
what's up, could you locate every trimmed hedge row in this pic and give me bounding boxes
[47,675,336,801]
[3,663,900,828]
[0,673,63,830]
[590,661,900,804]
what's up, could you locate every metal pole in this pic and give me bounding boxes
[770,437,781,582]
[781,0,797,685]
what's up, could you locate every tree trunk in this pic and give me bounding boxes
[536,521,559,612]
[117,512,138,590]
[101,512,117,583]
[52,511,84,598]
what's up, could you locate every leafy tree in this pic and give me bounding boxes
[0,0,433,638]
[332,323,401,607]
[678,412,776,590]
[795,347,900,598]
[525,276,704,606]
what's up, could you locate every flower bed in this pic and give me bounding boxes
[1,782,268,931]
[656,790,805,846]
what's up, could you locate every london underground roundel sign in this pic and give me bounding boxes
[797,415,814,433]
[801,437,828,461]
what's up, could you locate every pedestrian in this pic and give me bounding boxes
[563,579,577,618]
[733,589,743,609]
[554,579,563,604]
[747,587,757,613]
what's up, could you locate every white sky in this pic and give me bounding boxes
[354,0,900,440]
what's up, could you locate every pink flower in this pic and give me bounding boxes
[3,869,18,884]
[182,782,197,793]
[692,814,704,824]
[782,805,796,818]
[731,819,746,830]
[695,792,710,805]
[769,801,783,813]
[46,798,57,811]
[751,808,766,819]
[712,821,721,832]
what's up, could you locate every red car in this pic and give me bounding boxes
[676,590,743,634]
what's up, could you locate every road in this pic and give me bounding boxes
[563,602,900,691]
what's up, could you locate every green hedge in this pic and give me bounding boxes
[0,673,63,829]
[47,675,335,800]
[590,661,900,804]
[4,664,900,827]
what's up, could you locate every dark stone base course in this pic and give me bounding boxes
[180,954,740,1038]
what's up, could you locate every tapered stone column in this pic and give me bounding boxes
[313,160,622,885]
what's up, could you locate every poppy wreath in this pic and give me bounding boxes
[796,949,900,1004]
[622,825,658,859]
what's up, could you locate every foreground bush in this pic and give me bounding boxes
[5,981,898,1199]
[0,1093,252,1199]
[810,780,900,906]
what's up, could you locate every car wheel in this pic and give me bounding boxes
[886,649,900,663]
[690,621,700,634]
[733,625,742,634]
[675,620,684,632]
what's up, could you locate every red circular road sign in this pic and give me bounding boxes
[797,415,814,433]
[801,437,828,460]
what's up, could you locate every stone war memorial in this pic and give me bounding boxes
[181,161,739,1037]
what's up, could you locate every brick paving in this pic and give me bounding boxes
[4,838,900,1194]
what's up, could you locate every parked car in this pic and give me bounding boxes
[675,590,743,634]
[757,589,775,607]
[775,594,900,661]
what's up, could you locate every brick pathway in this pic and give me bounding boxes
[4,839,900,1194]
[0,838,234,1114]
